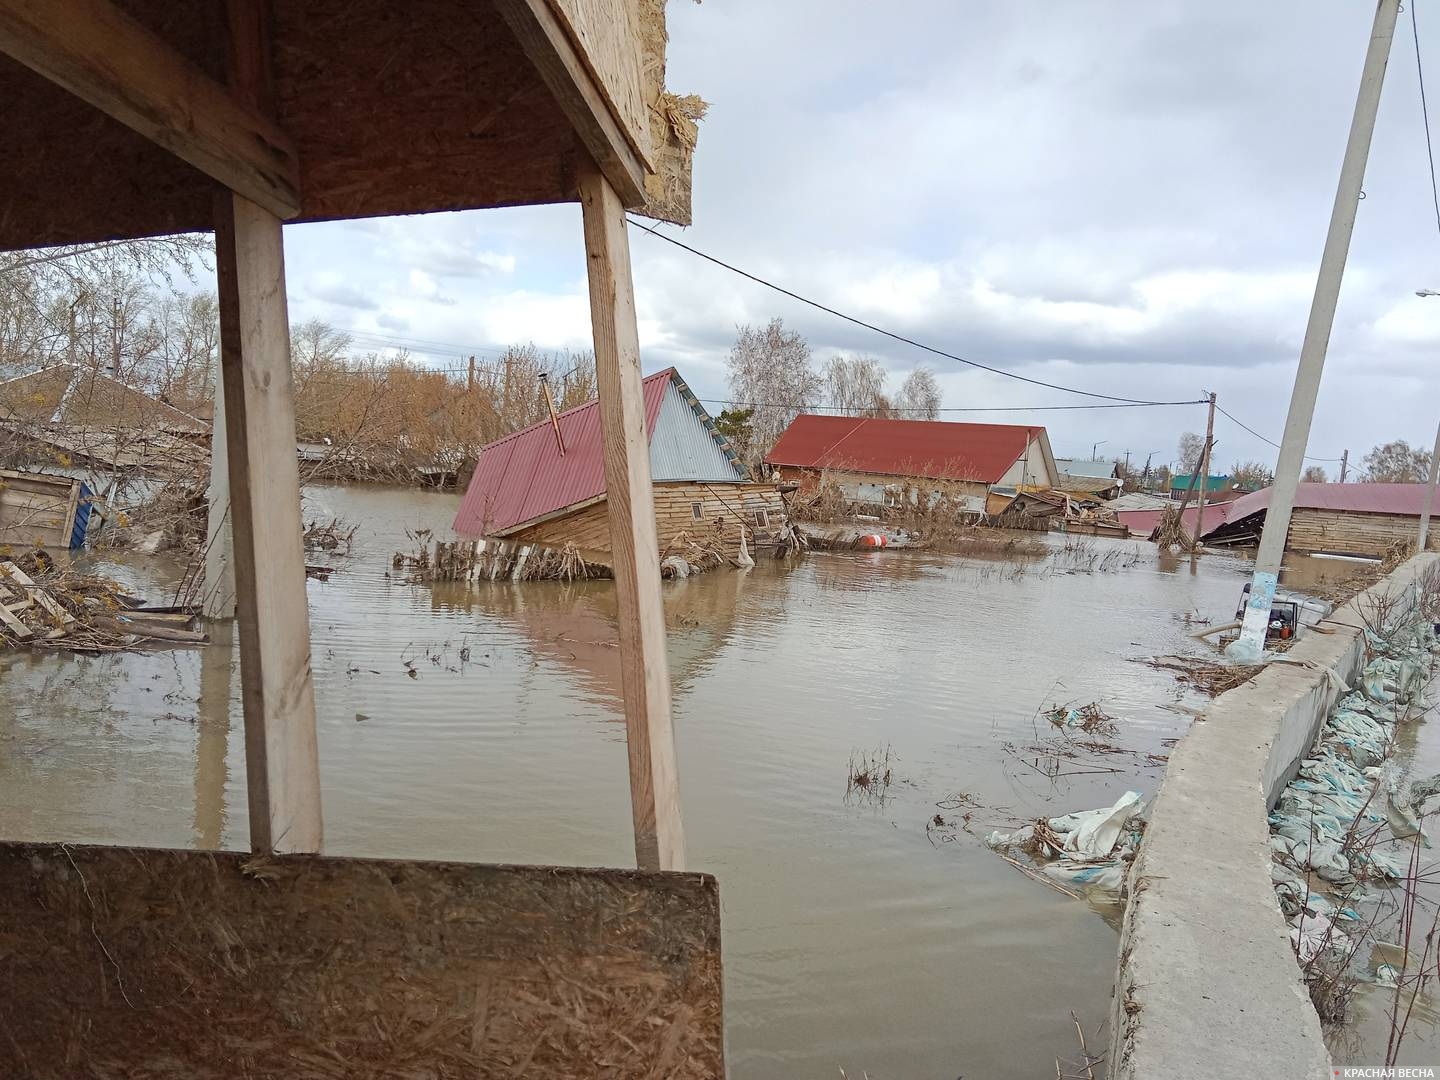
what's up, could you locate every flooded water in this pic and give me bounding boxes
[1,485,1272,1077]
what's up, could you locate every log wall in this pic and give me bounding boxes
[1287,507,1440,557]
[511,481,788,560]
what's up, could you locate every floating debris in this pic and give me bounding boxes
[0,553,205,653]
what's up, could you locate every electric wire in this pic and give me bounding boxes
[626,216,1199,407]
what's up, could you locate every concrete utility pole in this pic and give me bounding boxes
[1340,448,1350,483]
[1230,0,1400,660]
[1419,419,1440,552]
[1194,392,1217,548]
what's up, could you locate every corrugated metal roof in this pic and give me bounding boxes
[1218,482,1438,523]
[1169,474,1232,493]
[649,379,745,482]
[764,414,1044,484]
[1054,458,1117,480]
[453,368,743,538]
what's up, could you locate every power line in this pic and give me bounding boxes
[1412,0,1440,239]
[625,216,1198,407]
[1213,403,1344,463]
[700,397,1206,415]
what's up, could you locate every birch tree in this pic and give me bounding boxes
[725,318,821,462]
[898,365,942,419]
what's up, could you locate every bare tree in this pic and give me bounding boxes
[0,234,211,380]
[1229,460,1272,491]
[725,318,821,463]
[1301,464,1328,483]
[1177,431,1205,474]
[824,355,888,415]
[1362,439,1433,483]
[897,365,942,420]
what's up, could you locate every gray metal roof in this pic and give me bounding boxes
[649,379,745,483]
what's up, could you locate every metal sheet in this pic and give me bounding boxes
[765,414,1042,484]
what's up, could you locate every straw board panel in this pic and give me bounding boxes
[0,841,724,1079]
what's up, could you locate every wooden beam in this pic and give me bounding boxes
[0,0,300,219]
[494,0,648,208]
[579,160,684,872]
[215,190,321,854]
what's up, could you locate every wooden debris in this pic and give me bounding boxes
[0,550,206,653]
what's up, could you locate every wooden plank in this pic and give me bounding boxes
[0,561,65,620]
[0,0,300,219]
[495,0,649,208]
[579,159,684,872]
[216,189,322,855]
[0,841,724,1077]
[0,598,31,639]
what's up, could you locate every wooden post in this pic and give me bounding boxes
[578,160,685,872]
[1193,392,1217,550]
[202,365,236,619]
[215,190,322,854]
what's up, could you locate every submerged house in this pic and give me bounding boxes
[0,363,210,472]
[765,414,1058,514]
[1053,458,1121,500]
[1202,483,1440,557]
[454,368,787,564]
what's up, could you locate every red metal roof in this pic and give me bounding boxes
[765,414,1043,484]
[453,369,673,537]
[1217,482,1438,524]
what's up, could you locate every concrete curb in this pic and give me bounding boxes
[1108,553,1438,1080]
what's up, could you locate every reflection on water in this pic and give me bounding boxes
[1,484,1263,1078]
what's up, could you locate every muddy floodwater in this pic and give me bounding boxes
[3,485,1279,1077]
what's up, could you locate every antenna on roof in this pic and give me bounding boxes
[538,372,566,456]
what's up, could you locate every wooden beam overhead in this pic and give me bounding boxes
[0,0,300,218]
[494,0,648,208]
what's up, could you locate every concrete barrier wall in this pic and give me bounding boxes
[1108,553,1438,1080]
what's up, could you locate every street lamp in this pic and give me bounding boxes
[1092,440,1108,460]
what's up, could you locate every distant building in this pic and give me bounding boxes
[1168,473,1245,502]
[0,363,209,472]
[764,415,1058,514]
[453,368,786,563]
[1202,483,1440,557]
[1053,458,1121,500]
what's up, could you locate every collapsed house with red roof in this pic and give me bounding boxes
[453,368,787,567]
[763,414,1059,514]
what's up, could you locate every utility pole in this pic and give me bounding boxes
[1194,392,1217,549]
[1230,0,1399,660]
[1340,448,1350,483]
[1419,419,1440,552]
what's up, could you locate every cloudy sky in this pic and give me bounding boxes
[281,1,1440,475]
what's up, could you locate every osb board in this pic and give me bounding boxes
[0,842,725,1079]
[550,0,652,166]
[0,1,589,250]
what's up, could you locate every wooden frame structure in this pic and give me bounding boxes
[0,3,710,1070]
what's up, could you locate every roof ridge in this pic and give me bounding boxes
[477,367,674,453]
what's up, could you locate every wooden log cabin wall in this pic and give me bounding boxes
[512,482,789,561]
[0,0,721,1073]
[1287,507,1440,557]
